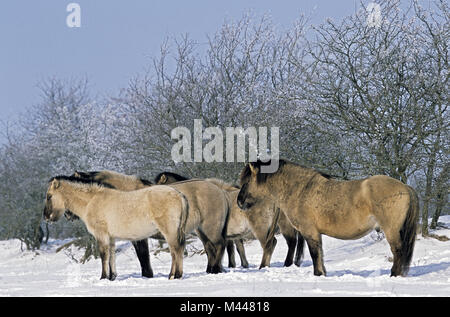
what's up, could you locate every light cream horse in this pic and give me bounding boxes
[238,159,419,277]
[75,171,230,274]
[43,175,188,280]
[71,170,156,278]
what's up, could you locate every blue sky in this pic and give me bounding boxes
[0,1,360,122]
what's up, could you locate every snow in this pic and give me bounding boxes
[1,216,449,297]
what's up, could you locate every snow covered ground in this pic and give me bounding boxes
[1,216,449,297]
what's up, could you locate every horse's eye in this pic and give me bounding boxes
[47,195,51,201]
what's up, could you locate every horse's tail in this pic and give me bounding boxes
[399,186,420,276]
[176,191,189,247]
[221,191,232,241]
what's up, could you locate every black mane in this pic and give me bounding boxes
[49,175,115,188]
[72,170,153,187]
[140,178,154,186]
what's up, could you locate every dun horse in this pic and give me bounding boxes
[155,177,230,273]
[156,172,304,269]
[71,170,156,278]
[237,159,419,277]
[76,170,230,274]
[43,175,188,280]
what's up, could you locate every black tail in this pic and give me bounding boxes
[399,187,420,276]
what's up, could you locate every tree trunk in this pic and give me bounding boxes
[430,163,449,229]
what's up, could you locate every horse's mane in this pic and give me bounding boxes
[49,175,115,189]
[154,171,189,183]
[206,178,240,192]
[240,159,332,184]
[72,170,153,187]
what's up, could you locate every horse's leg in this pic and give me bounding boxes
[279,212,297,267]
[98,240,111,280]
[210,239,226,273]
[384,230,403,277]
[282,233,296,267]
[131,239,153,278]
[196,229,216,273]
[294,231,305,267]
[226,240,236,268]
[235,239,249,268]
[259,236,277,269]
[168,241,184,280]
[305,234,326,276]
[108,238,117,281]
[249,221,277,269]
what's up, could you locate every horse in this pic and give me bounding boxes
[71,170,156,278]
[156,172,304,269]
[75,170,230,274]
[237,159,419,277]
[43,175,188,280]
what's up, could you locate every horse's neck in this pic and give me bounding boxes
[275,166,319,202]
[59,183,97,219]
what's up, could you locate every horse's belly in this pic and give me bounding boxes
[318,214,378,240]
[110,220,160,241]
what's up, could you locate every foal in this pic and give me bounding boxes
[43,176,188,280]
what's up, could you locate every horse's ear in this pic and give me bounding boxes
[160,174,167,184]
[51,179,60,189]
[249,162,259,175]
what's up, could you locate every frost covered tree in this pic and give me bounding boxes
[0,0,448,252]
[0,78,117,252]
[295,0,448,184]
[115,15,309,182]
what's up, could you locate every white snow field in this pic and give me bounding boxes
[0,216,449,297]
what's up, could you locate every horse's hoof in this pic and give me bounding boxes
[109,273,117,281]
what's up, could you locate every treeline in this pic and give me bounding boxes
[0,0,448,252]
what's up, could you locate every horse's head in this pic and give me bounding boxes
[237,159,284,210]
[237,162,264,210]
[43,178,66,222]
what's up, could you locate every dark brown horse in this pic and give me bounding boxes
[237,159,419,277]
